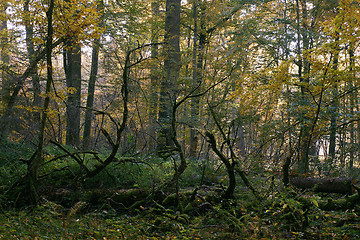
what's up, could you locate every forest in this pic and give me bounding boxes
[0,0,360,239]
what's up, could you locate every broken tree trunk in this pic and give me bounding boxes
[290,177,355,194]
[318,192,359,210]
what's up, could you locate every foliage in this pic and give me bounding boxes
[1,0,360,238]
[0,140,33,186]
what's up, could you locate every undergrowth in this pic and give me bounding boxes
[1,189,359,239]
[0,142,360,239]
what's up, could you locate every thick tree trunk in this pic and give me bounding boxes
[157,0,181,153]
[64,43,81,147]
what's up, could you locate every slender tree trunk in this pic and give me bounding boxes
[357,100,360,166]
[24,0,41,134]
[297,0,311,173]
[237,123,246,156]
[157,0,181,153]
[0,0,9,102]
[82,39,99,149]
[189,1,206,159]
[83,0,104,149]
[296,0,307,173]
[0,31,62,140]
[0,0,10,139]
[349,46,355,169]
[328,38,339,169]
[148,1,160,152]
[189,0,198,158]
[27,0,54,205]
[326,6,342,170]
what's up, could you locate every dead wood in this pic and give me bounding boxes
[290,177,355,194]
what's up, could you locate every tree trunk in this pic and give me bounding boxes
[296,0,311,173]
[189,1,199,158]
[189,2,207,159]
[237,123,246,156]
[157,0,181,153]
[83,0,103,150]
[26,0,54,205]
[64,43,81,147]
[206,132,236,199]
[290,177,354,194]
[24,0,41,134]
[0,0,10,139]
[0,34,62,139]
[0,0,9,101]
[328,31,339,171]
[349,46,355,169]
[148,1,160,152]
[82,40,99,149]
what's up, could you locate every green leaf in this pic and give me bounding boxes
[311,198,319,208]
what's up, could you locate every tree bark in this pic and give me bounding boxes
[82,39,99,149]
[0,38,62,139]
[82,0,103,150]
[64,43,81,147]
[290,177,354,194]
[349,45,355,169]
[26,0,54,205]
[0,0,10,139]
[148,1,160,152]
[296,0,312,173]
[189,1,206,159]
[328,30,340,170]
[205,132,236,199]
[157,0,181,153]
[86,46,132,178]
[24,0,41,134]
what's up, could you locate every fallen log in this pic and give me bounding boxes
[318,192,360,210]
[290,177,355,194]
[290,184,360,211]
[295,191,360,210]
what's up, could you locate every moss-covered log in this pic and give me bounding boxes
[290,177,355,194]
[318,193,359,210]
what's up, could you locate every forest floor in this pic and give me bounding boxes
[1,141,360,239]
[1,187,359,239]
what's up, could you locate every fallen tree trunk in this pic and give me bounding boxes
[318,192,359,210]
[290,177,355,194]
[291,184,360,211]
